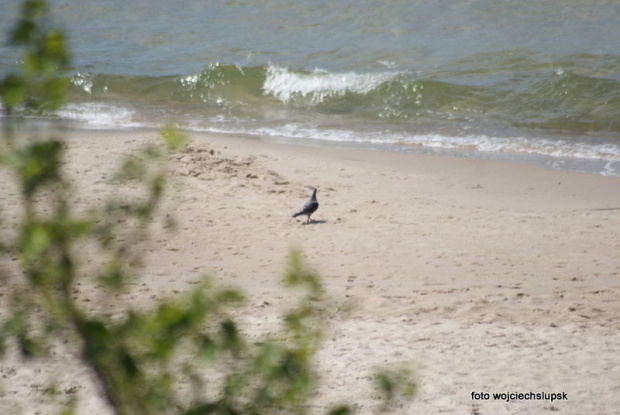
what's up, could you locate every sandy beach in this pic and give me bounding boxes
[1,129,620,414]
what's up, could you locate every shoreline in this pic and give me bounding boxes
[10,121,620,177]
[2,128,620,414]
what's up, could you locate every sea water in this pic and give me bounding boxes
[1,0,619,175]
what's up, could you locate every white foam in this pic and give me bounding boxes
[57,103,142,129]
[71,72,95,94]
[212,120,620,167]
[263,65,398,104]
[47,102,620,176]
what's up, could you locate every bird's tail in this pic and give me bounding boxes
[292,212,301,218]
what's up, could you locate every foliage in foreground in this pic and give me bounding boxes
[0,1,416,414]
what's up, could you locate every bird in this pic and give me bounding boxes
[292,188,319,223]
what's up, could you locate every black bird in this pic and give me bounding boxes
[292,188,319,223]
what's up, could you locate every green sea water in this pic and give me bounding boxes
[1,0,620,174]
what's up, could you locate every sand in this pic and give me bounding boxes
[1,129,620,414]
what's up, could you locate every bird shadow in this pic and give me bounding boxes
[301,219,327,226]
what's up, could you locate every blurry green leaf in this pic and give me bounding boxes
[9,19,37,45]
[116,156,146,181]
[284,309,305,333]
[79,320,112,359]
[0,74,27,109]
[20,0,46,21]
[17,140,63,199]
[252,341,280,380]
[99,259,126,290]
[199,335,218,361]
[42,76,70,110]
[375,372,395,399]
[19,222,52,263]
[220,319,241,353]
[42,29,69,65]
[160,125,187,151]
[215,288,244,304]
[120,350,138,378]
[374,367,417,402]
[137,145,163,164]
[281,350,306,380]
[149,173,165,199]
[57,404,76,415]
[284,250,322,297]
[18,332,44,357]
[182,403,222,415]
[8,0,45,45]
[2,0,70,114]
[3,313,45,358]
[23,51,40,76]
[328,405,353,415]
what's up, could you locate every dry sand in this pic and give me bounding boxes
[1,130,620,414]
